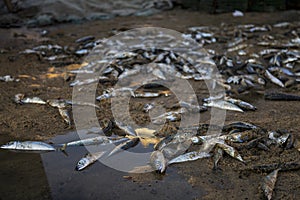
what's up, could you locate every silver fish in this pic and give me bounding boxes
[262,168,280,200]
[0,75,19,82]
[265,70,284,87]
[216,143,245,163]
[107,138,139,157]
[204,100,244,112]
[213,147,223,170]
[47,99,67,108]
[115,121,137,136]
[21,97,47,105]
[58,107,71,126]
[225,97,256,111]
[1,141,55,151]
[150,150,167,173]
[61,136,127,150]
[143,103,155,112]
[168,151,211,164]
[75,151,105,171]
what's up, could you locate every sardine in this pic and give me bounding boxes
[58,107,71,126]
[61,136,127,150]
[21,97,47,105]
[150,150,167,173]
[168,151,211,164]
[216,143,245,163]
[213,147,223,170]
[262,168,280,200]
[1,141,55,151]
[265,70,284,87]
[203,100,244,112]
[225,97,256,111]
[143,103,155,112]
[264,92,300,101]
[107,138,139,157]
[222,121,259,132]
[75,151,105,171]
[0,75,19,82]
[114,121,137,136]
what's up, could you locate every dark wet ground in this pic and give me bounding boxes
[0,9,300,200]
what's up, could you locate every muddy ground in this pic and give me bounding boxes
[0,9,300,200]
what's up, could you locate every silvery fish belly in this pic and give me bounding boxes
[76,151,105,171]
[0,141,56,151]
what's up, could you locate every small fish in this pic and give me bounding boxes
[107,138,139,157]
[168,151,211,164]
[264,92,300,101]
[1,141,55,151]
[203,100,244,112]
[216,143,244,163]
[143,103,155,112]
[134,92,161,98]
[223,121,258,132]
[65,100,100,109]
[225,97,256,111]
[21,97,47,105]
[115,121,137,136]
[0,75,19,82]
[265,70,284,87]
[75,35,95,43]
[75,151,105,171]
[213,147,223,170]
[61,136,127,150]
[47,99,67,108]
[150,150,167,173]
[261,168,280,200]
[58,107,71,126]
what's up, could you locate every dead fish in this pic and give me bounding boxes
[216,143,245,163]
[75,49,89,55]
[75,35,95,43]
[179,101,208,113]
[61,136,127,150]
[222,121,259,132]
[143,103,155,112]
[261,168,280,200]
[150,150,167,173]
[168,151,211,165]
[213,147,223,170]
[203,100,244,112]
[47,99,67,108]
[22,97,47,105]
[264,92,300,101]
[265,70,284,87]
[96,93,113,101]
[107,138,139,157]
[1,141,55,151]
[134,92,161,98]
[75,151,105,171]
[0,75,19,82]
[114,121,137,137]
[65,100,100,109]
[225,97,256,111]
[58,107,71,126]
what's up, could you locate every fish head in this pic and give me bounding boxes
[75,158,89,171]
[1,141,18,149]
